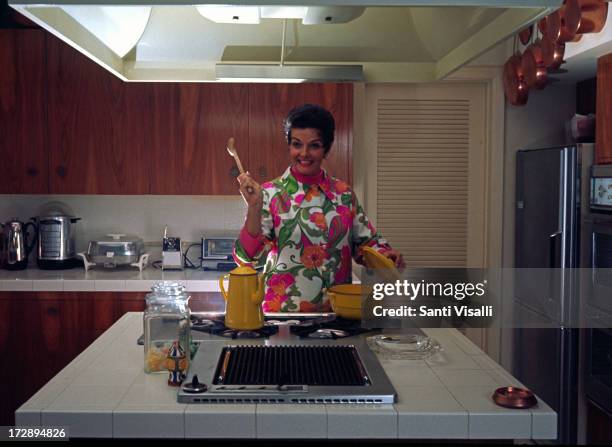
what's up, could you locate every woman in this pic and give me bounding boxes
[234,104,404,313]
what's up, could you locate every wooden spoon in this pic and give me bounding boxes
[226,137,254,194]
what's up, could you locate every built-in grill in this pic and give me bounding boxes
[178,339,397,404]
[214,345,370,386]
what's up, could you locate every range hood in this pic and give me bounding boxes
[8,1,562,82]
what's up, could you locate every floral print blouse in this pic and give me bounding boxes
[233,166,392,313]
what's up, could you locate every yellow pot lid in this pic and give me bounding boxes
[230,265,259,276]
[362,246,401,281]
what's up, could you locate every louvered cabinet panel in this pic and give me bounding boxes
[377,99,470,267]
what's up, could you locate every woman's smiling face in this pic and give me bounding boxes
[289,127,326,176]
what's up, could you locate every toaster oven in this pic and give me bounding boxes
[200,237,237,271]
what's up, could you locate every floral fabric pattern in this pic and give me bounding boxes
[234,167,392,312]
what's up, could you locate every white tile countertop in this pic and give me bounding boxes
[0,268,224,292]
[15,313,557,440]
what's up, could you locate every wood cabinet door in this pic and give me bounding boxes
[46,34,152,194]
[0,30,48,193]
[596,54,612,165]
[149,83,250,194]
[248,83,353,185]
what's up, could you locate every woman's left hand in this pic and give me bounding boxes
[384,249,405,269]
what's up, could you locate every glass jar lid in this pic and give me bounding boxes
[150,281,187,296]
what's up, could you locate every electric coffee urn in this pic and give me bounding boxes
[36,201,81,269]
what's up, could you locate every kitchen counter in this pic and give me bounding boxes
[15,313,556,440]
[0,267,223,292]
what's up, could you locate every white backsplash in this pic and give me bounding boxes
[0,195,247,254]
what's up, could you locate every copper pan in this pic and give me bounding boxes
[521,40,548,90]
[538,16,548,35]
[546,9,562,40]
[576,0,608,34]
[558,0,582,42]
[504,54,529,106]
[541,34,566,69]
[519,25,533,45]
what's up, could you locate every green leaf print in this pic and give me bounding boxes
[284,175,299,195]
[302,268,320,281]
[341,193,352,206]
[277,220,297,248]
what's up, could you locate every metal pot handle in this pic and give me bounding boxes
[77,252,95,271]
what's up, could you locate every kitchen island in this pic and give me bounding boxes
[15,313,556,440]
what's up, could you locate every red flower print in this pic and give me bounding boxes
[309,212,327,230]
[334,246,352,283]
[336,205,352,228]
[304,187,320,202]
[299,300,318,313]
[268,273,295,296]
[334,180,349,194]
[262,182,274,189]
[263,293,285,312]
[301,245,327,269]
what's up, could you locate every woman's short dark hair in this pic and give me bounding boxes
[284,104,335,153]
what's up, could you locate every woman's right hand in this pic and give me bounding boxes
[237,172,263,210]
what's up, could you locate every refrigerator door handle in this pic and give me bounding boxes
[549,231,563,268]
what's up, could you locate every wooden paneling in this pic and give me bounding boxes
[0,29,48,193]
[596,54,612,164]
[150,83,250,194]
[248,83,353,184]
[45,34,152,194]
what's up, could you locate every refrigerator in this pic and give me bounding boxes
[514,144,593,445]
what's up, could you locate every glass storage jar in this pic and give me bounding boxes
[143,282,191,374]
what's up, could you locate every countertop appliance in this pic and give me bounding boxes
[78,234,149,271]
[162,226,182,271]
[201,236,237,271]
[514,143,593,444]
[1,218,37,270]
[177,313,397,404]
[36,201,81,270]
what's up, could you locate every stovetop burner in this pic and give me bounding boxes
[191,316,279,339]
[289,317,376,339]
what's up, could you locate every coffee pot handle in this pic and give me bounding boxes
[24,221,38,257]
[218,274,230,301]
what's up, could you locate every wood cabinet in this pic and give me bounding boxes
[149,83,250,195]
[0,30,354,195]
[596,53,612,164]
[45,34,152,194]
[0,29,48,193]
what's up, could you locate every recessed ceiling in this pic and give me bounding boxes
[9,1,560,82]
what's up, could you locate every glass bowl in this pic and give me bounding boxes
[367,334,441,360]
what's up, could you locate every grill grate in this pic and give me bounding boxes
[213,345,370,386]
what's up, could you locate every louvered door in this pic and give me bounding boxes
[365,84,486,268]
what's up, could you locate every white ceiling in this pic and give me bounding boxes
[10,1,562,82]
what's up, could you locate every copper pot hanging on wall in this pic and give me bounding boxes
[504,54,529,106]
[576,0,609,34]
[521,40,548,90]
[541,33,566,70]
[558,0,582,42]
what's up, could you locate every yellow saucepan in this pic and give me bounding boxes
[327,284,372,320]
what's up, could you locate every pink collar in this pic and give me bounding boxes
[290,166,324,185]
